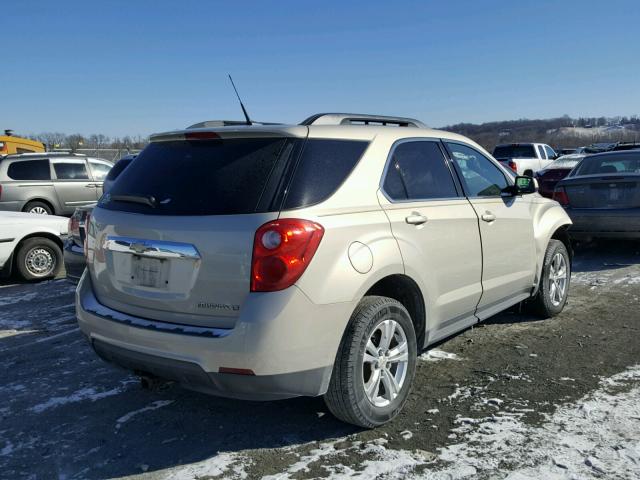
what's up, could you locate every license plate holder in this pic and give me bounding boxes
[130,255,167,288]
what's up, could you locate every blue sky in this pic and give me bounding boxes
[4,0,639,137]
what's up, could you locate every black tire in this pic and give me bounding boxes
[22,201,53,215]
[523,169,534,177]
[324,296,417,428]
[529,239,570,317]
[15,237,62,281]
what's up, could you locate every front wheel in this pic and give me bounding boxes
[324,296,417,428]
[530,239,570,317]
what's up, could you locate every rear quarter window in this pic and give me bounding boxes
[7,160,51,180]
[283,139,368,209]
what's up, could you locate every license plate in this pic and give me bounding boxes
[609,187,620,201]
[131,256,166,288]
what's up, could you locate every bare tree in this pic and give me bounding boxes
[33,132,67,150]
[66,134,85,153]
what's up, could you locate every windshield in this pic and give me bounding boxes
[572,152,640,176]
[493,145,536,159]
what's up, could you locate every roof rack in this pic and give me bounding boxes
[2,151,87,159]
[187,120,283,129]
[300,113,426,128]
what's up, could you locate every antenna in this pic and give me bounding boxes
[228,75,252,125]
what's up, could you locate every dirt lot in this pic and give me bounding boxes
[0,240,638,479]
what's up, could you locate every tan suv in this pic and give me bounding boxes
[76,113,572,427]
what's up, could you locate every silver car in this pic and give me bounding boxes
[76,113,572,427]
[0,153,113,215]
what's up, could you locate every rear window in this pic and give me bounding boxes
[7,160,51,180]
[493,145,537,159]
[101,138,293,215]
[283,139,368,209]
[573,153,640,176]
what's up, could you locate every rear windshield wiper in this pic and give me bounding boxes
[110,194,157,208]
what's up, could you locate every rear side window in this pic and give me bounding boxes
[7,160,51,180]
[383,141,458,201]
[54,162,90,180]
[101,138,292,215]
[283,139,368,209]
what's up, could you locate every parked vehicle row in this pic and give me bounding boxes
[75,113,573,428]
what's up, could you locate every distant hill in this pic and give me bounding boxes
[440,115,640,151]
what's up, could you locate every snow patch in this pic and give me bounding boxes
[163,452,248,479]
[30,381,134,413]
[115,400,174,430]
[419,349,462,362]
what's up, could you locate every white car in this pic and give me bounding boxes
[0,211,68,281]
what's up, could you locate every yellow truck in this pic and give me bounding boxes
[0,131,45,155]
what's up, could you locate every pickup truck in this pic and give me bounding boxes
[493,143,558,176]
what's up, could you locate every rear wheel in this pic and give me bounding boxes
[530,239,570,317]
[324,296,417,428]
[22,201,52,215]
[15,237,62,281]
[523,169,534,177]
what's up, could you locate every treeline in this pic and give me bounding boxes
[441,115,640,151]
[27,132,149,152]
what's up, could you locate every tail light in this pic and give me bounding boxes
[251,219,324,292]
[68,215,80,239]
[508,160,518,173]
[0,184,3,200]
[83,212,92,258]
[553,187,570,206]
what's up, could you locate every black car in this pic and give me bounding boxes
[553,150,640,239]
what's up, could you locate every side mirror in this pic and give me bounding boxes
[502,176,537,196]
[515,175,537,194]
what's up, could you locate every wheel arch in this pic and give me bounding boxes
[22,197,57,215]
[363,274,427,348]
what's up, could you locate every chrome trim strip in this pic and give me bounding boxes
[104,236,201,260]
[81,288,231,338]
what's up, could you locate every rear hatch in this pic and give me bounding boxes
[561,174,640,209]
[87,128,307,329]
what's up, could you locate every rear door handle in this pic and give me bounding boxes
[481,212,496,222]
[405,213,428,225]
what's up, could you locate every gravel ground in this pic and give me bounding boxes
[0,240,638,479]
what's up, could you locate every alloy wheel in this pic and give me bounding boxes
[29,206,49,215]
[549,252,567,306]
[362,319,409,407]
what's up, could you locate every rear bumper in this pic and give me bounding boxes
[63,239,85,283]
[76,272,353,400]
[566,208,640,238]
